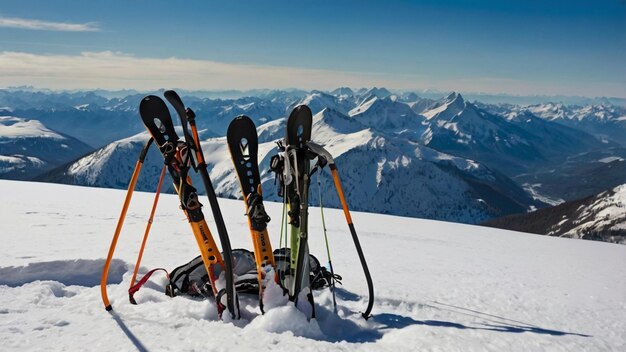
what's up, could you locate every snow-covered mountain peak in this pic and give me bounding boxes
[330,87,354,98]
[504,110,536,122]
[573,104,622,122]
[363,87,392,99]
[294,91,354,115]
[257,117,286,143]
[313,108,365,135]
[0,116,94,179]
[0,116,66,140]
[349,96,379,116]
[67,132,151,182]
[525,103,569,121]
[401,92,420,102]
[422,92,466,120]
[354,87,393,105]
[444,91,464,104]
[347,96,425,133]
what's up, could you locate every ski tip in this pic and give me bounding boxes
[139,95,166,110]
[232,115,253,124]
[163,90,187,113]
[141,94,158,103]
[227,115,256,138]
[291,104,312,118]
[163,89,181,101]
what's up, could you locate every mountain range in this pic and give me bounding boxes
[2,87,626,232]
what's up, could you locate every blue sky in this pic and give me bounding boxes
[0,0,624,97]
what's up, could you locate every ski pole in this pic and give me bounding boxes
[329,164,374,319]
[100,138,153,311]
[306,141,374,319]
[128,165,166,304]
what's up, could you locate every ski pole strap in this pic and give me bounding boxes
[128,268,170,305]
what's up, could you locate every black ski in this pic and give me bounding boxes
[284,105,315,316]
[163,90,240,319]
[226,115,276,311]
[269,105,374,320]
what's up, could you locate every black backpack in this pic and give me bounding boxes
[165,248,341,298]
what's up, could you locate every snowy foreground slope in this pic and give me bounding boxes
[0,180,624,351]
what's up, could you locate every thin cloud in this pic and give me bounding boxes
[0,51,415,91]
[0,51,623,98]
[0,16,99,32]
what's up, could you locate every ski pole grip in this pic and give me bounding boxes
[138,138,154,162]
[186,108,196,122]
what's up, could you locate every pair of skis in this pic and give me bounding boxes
[227,105,374,320]
[101,92,264,320]
[137,91,239,319]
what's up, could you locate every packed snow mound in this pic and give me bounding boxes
[0,180,624,351]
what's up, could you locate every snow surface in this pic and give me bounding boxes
[1,180,625,350]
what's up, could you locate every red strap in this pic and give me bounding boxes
[128,268,169,304]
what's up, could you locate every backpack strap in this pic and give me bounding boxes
[168,256,205,296]
[129,268,170,304]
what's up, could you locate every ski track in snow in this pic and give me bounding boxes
[0,180,625,351]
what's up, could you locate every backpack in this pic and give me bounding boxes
[165,248,341,298]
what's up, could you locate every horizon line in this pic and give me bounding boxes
[2,85,625,102]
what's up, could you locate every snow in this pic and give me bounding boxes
[0,154,47,174]
[349,96,379,116]
[0,116,65,140]
[0,155,43,165]
[0,180,624,351]
[522,183,564,206]
[422,93,465,120]
[560,184,626,239]
[67,132,151,183]
[598,156,624,163]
